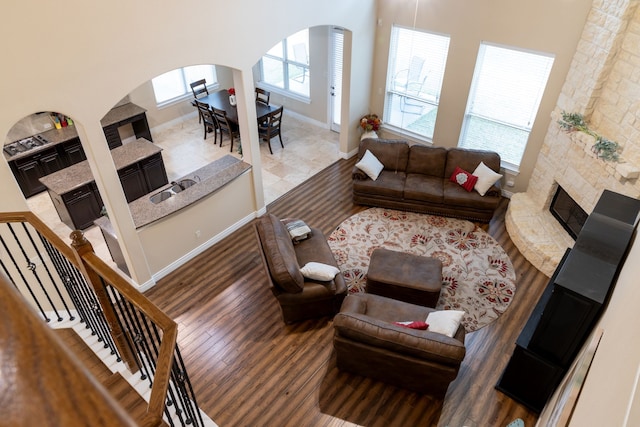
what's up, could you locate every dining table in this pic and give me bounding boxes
[195,90,280,125]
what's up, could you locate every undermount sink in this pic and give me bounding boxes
[178,179,197,189]
[149,191,174,204]
[149,178,199,204]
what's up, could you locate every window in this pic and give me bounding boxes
[384,26,450,140]
[151,65,218,105]
[260,29,310,98]
[459,43,554,169]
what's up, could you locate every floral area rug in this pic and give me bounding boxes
[328,208,516,332]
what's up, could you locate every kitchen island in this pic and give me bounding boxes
[94,155,252,274]
[39,138,168,230]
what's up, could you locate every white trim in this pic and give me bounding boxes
[151,110,199,134]
[342,146,359,160]
[284,108,329,130]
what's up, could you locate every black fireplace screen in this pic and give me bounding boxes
[550,186,588,240]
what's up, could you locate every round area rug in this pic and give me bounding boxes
[328,208,516,332]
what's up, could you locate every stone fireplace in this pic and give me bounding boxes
[506,0,640,277]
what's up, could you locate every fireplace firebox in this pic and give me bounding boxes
[549,186,588,240]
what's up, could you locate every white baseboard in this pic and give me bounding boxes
[148,211,259,285]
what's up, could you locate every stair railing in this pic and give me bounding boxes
[0,211,203,427]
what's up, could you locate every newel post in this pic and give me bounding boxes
[70,230,139,372]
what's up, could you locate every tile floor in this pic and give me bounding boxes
[27,113,340,270]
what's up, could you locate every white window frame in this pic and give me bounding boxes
[260,29,310,100]
[458,42,554,170]
[383,25,450,141]
[151,65,219,107]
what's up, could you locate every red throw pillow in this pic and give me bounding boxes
[394,321,429,330]
[450,166,478,192]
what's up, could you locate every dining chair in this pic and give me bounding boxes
[190,79,209,123]
[258,106,284,154]
[212,107,240,152]
[195,101,219,144]
[255,87,271,106]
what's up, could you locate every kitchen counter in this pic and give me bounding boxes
[125,155,251,228]
[100,102,147,128]
[39,138,162,195]
[3,102,149,162]
[94,154,251,275]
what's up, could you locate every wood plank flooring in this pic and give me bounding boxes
[144,157,546,427]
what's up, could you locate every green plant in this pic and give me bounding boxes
[557,110,620,162]
[593,136,620,162]
[558,111,590,134]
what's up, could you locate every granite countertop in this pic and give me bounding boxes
[100,102,147,128]
[3,102,146,162]
[96,155,252,229]
[39,138,162,194]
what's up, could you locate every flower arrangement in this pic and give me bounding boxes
[228,88,236,95]
[359,114,381,132]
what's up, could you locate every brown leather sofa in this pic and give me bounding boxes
[352,138,502,222]
[333,293,466,396]
[255,214,347,323]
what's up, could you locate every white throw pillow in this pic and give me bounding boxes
[355,150,384,181]
[472,162,503,196]
[300,262,340,281]
[425,310,465,337]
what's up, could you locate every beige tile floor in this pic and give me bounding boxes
[27,113,340,270]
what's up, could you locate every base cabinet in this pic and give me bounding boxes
[11,147,65,197]
[49,152,167,230]
[118,164,148,203]
[50,184,103,231]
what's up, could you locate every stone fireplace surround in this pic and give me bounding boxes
[507,114,640,277]
[506,0,640,277]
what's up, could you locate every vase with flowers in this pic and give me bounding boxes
[228,88,237,106]
[359,114,381,140]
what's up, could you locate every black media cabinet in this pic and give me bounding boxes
[496,190,640,412]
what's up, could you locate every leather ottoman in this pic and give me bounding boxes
[366,248,442,308]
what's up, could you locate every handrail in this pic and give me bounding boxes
[0,272,138,427]
[0,211,199,427]
[78,248,177,427]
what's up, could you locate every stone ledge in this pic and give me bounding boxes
[505,192,575,277]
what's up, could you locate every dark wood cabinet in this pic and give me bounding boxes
[140,153,168,193]
[11,147,64,197]
[101,111,153,149]
[12,158,45,197]
[40,149,65,175]
[8,103,152,198]
[496,190,640,413]
[50,184,102,230]
[43,147,168,230]
[61,137,86,165]
[118,164,148,203]
[102,125,123,150]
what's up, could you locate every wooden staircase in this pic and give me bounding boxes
[55,328,168,426]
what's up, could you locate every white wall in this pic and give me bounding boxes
[0,0,376,283]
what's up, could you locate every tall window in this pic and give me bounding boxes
[152,65,218,105]
[261,29,310,98]
[459,43,554,169]
[384,26,450,140]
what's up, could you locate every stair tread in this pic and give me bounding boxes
[55,328,168,426]
[54,328,113,381]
